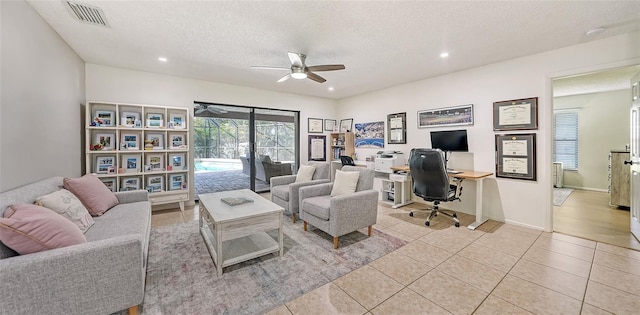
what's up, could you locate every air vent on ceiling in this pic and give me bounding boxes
[66,1,110,27]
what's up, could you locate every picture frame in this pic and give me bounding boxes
[94,110,115,127]
[120,111,141,127]
[100,177,117,192]
[146,154,164,172]
[120,133,139,150]
[495,133,536,181]
[493,97,538,131]
[387,112,406,144]
[120,177,141,191]
[146,113,164,128]
[324,119,336,131]
[121,154,141,173]
[94,133,115,150]
[145,133,164,150]
[417,104,474,128]
[169,173,185,191]
[354,121,385,148]
[339,118,353,132]
[169,133,185,149]
[146,175,164,192]
[169,113,186,129]
[308,118,323,133]
[308,135,327,161]
[95,156,115,174]
[169,153,187,170]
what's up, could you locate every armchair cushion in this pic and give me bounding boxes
[271,184,290,201]
[295,165,316,182]
[301,196,331,220]
[330,170,360,196]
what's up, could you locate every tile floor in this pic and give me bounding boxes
[152,198,640,315]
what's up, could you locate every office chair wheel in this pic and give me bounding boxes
[453,213,457,218]
[409,212,414,217]
[455,222,460,227]
[425,221,430,227]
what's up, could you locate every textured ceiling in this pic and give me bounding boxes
[553,65,640,97]
[27,1,640,99]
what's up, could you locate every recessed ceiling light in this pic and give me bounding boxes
[158,57,168,62]
[440,52,449,58]
[328,87,335,91]
[585,27,606,36]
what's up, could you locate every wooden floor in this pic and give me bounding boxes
[553,189,640,251]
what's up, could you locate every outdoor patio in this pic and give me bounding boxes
[194,170,270,198]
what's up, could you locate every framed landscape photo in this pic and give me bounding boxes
[146,175,164,192]
[146,133,164,150]
[169,133,185,149]
[324,119,336,131]
[100,177,117,192]
[169,174,185,191]
[121,177,141,191]
[495,133,536,181]
[95,156,115,174]
[120,111,140,127]
[169,113,186,129]
[339,118,353,132]
[120,133,139,150]
[493,97,538,131]
[146,154,164,172]
[308,118,323,133]
[418,104,474,128]
[169,153,186,170]
[387,112,406,144]
[94,110,115,126]
[94,133,115,150]
[146,113,164,128]
[121,154,141,173]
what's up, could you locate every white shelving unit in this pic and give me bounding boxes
[379,173,413,208]
[85,102,190,211]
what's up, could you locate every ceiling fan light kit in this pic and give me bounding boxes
[252,52,345,84]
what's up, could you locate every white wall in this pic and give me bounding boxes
[338,31,640,230]
[554,90,631,191]
[0,0,85,192]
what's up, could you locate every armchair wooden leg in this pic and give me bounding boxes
[333,237,339,249]
[368,225,372,236]
[292,213,296,223]
[128,305,138,315]
[303,221,307,231]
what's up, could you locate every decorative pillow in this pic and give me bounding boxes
[63,174,119,216]
[35,189,95,233]
[295,165,316,182]
[331,170,360,196]
[0,204,87,255]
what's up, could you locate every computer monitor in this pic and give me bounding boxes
[430,129,469,152]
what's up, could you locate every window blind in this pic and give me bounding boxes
[553,112,578,169]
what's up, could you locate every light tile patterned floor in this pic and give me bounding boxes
[153,199,640,315]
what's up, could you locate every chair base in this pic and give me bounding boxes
[410,205,460,228]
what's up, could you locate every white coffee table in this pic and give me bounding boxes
[198,189,284,276]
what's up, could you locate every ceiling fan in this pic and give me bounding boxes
[194,104,227,114]
[251,52,345,83]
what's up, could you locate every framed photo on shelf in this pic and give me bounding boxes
[93,133,115,150]
[308,118,323,133]
[145,133,164,150]
[94,110,115,126]
[169,133,185,149]
[417,104,474,128]
[146,175,164,192]
[95,156,115,174]
[120,111,140,127]
[169,113,186,129]
[495,133,536,181]
[169,174,185,191]
[100,177,117,192]
[169,153,186,170]
[324,119,336,131]
[120,177,141,191]
[120,133,139,150]
[308,135,326,161]
[339,118,353,132]
[146,154,164,172]
[493,97,538,131]
[121,154,141,173]
[146,113,164,128]
[387,112,406,144]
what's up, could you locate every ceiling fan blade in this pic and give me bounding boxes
[307,64,345,72]
[195,108,206,114]
[251,66,290,71]
[307,72,326,83]
[288,52,304,67]
[277,74,291,83]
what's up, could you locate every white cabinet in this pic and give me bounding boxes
[85,102,190,211]
[380,173,413,208]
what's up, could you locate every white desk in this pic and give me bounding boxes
[391,166,493,230]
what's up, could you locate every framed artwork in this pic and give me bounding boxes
[100,177,117,192]
[493,97,538,131]
[418,104,474,128]
[339,118,353,132]
[387,112,406,144]
[94,110,115,126]
[169,133,185,149]
[308,135,326,161]
[495,133,536,181]
[95,156,115,174]
[94,133,115,150]
[146,113,164,128]
[169,153,186,170]
[146,154,164,172]
[169,174,185,191]
[146,133,164,150]
[120,111,140,127]
[324,119,336,131]
[146,175,164,192]
[169,113,186,129]
[120,133,139,150]
[354,121,385,148]
[121,154,141,173]
[120,177,141,191]
[308,118,323,133]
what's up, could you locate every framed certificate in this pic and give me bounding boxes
[495,133,536,181]
[308,135,326,161]
[308,118,323,133]
[493,97,538,131]
[387,112,406,144]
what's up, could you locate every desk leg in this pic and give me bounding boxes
[467,178,488,230]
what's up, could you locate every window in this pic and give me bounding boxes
[553,112,579,170]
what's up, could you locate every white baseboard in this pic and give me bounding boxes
[560,185,608,193]
[504,219,544,231]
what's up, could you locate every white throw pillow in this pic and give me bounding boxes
[331,170,360,196]
[295,165,316,182]
[34,189,95,233]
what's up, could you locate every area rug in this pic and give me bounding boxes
[141,219,407,314]
[554,188,574,206]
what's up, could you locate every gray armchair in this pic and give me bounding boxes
[270,161,330,223]
[299,166,378,249]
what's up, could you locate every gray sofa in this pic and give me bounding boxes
[0,177,151,315]
[240,155,293,183]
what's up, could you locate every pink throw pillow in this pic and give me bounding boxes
[64,174,119,216]
[0,204,87,255]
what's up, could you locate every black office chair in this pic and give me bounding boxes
[339,155,356,166]
[408,148,463,227]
